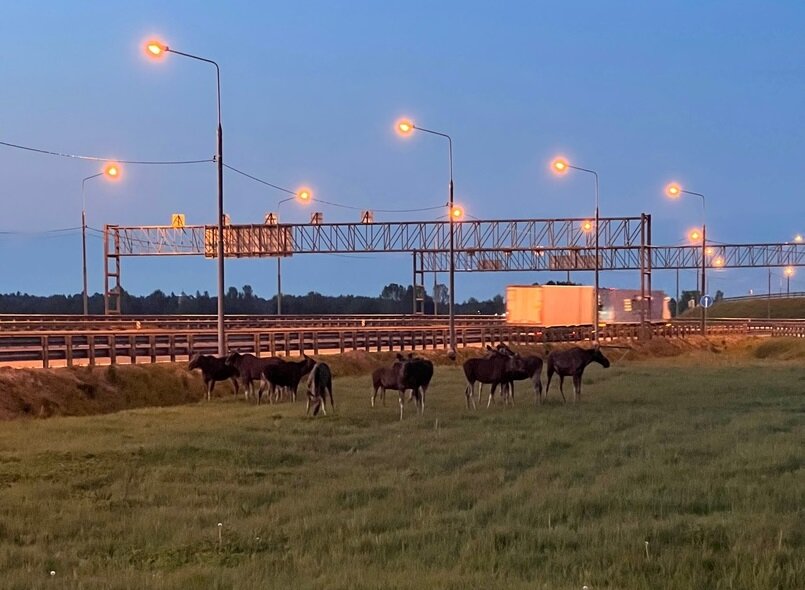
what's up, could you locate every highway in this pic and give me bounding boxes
[1,315,802,369]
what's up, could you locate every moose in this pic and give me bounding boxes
[225,351,284,403]
[463,346,525,409]
[545,346,610,403]
[370,353,433,420]
[479,344,544,406]
[370,355,405,408]
[262,355,317,404]
[306,361,334,416]
[188,353,240,401]
[397,354,434,420]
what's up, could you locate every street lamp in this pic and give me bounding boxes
[275,187,313,315]
[666,182,707,335]
[794,234,803,244]
[551,157,601,344]
[784,266,794,296]
[81,163,121,315]
[146,38,226,355]
[396,118,457,358]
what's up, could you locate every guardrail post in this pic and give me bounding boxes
[66,335,73,368]
[269,333,276,356]
[169,335,176,362]
[109,335,117,365]
[129,335,136,364]
[149,335,156,363]
[298,331,304,356]
[88,335,96,367]
[313,332,319,355]
[254,333,260,357]
[42,335,49,369]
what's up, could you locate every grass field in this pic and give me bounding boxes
[0,350,802,589]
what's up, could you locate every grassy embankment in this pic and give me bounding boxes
[0,339,802,588]
[682,297,805,319]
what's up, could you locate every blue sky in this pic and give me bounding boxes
[1,0,803,300]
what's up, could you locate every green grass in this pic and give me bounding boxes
[0,356,802,589]
[681,297,805,319]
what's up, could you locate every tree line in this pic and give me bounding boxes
[0,284,505,315]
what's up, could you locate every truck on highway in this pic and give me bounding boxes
[505,285,671,326]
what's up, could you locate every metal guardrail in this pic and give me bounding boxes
[721,292,805,302]
[0,314,505,332]
[2,319,802,369]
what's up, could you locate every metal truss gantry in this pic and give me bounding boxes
[103,215,803,315]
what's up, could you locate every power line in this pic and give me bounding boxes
[0,140,213,165]
[225,162,446,214]
[0,226,83,235]
[223,164,295,195]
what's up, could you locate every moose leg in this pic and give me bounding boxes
[327,387,334,413]
[487,383,497,409]
[573,374,582,402]
[545,367,554,399]
[206,379,214,401]
[533,375,543,405]
[419,386,425,415]
[558,375,567,403]
[509,382,515,406]
[230,377,239,398]
[464,383,473,410]
[399,390,405,421]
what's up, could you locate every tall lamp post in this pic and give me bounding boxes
[551,157,601,344]
[274,188,312,315]
[784,266,794,296]
[666,182,707,335]
[81,162,121,315]
[146,40,226,355]
[396,118,459,357]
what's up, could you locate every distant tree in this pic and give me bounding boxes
[434,283,449,306]
[380,283,407,301]
[715,290,724,302]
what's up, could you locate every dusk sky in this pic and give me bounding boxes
[2,1,803,301]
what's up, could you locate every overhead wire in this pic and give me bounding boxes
[224,163,446,214]
[0,140,212,165]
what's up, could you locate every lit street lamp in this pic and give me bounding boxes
[397,118,457,358]
[275,188,312,315]
[81,163,121,315]
[666,182,707,335]
[146,39,227,355]
[784,266,795,296]
[551,157,601,344]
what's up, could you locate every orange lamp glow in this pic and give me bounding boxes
[784,266,795,277]
[665,183,681,198]
[581,220,593,232]
[551,157,569,175]
[103,162,122,180]
[145,40,167,58]
[706,247,714,256]
[795,234,803,243]
[713,257,724,267]
[396,119,414,136]
[296,188,312,203]
[688,229,702,242]
[450,205,464,221]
